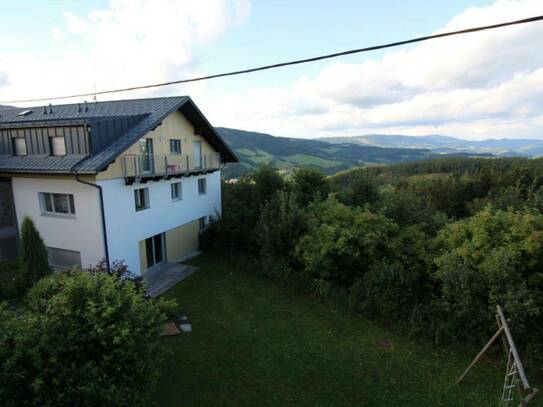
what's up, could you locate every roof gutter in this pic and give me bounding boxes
[73,173,111,273]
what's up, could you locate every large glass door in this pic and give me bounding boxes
[145,233,165,268]
[139,138,154,174]
[193,140,202,169]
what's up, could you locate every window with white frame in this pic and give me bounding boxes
[170,139,182,154]
[171,182,182,201]
[39,193,76,217]
[134,188,150,211]
[47,247,82,269]
[198,178,207,195]
[50,136,66,156]
[12,138,27,156]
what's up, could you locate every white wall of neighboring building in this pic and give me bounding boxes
[11,177,105,267]
[98,170,222,274]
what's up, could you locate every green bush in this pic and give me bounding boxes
[20,216,51,288]
[0,260,25,300]
[352,261,420,320]
[433,207,543,358]
[335,172,380,208]
[289,168,330,207]
[0,270,174,406]
[295,197,398,288]
[255,190,307,284]
[213,165,285,254]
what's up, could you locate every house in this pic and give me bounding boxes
[0,96,237,274]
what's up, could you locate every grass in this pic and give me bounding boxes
[154,251,514,406]
[286,154,341,168]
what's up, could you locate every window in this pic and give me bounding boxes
[50,136,66,156]
[171,182,182,201]
[193,140,202,168]
[12,138,27,156]
[199,216,209,232]
[170,139,182,154]
[134,188,150,211]
[198,178,207,195]
[39,193,75,216]
[47,247,82,269]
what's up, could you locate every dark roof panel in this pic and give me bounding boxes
[0,155,88,173]
[0,96,238,174]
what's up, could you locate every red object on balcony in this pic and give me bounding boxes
[167,164,180,173]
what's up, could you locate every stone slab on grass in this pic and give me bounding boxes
[162,320,181,336]
[180,323,192,333]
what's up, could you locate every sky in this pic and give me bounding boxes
[1,0,543,140]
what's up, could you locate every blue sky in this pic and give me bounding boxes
[1,0,543,139]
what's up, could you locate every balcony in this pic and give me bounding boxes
[121,153,220,184]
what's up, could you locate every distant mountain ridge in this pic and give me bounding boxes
[318,134,543,157]
[216,127,490,178]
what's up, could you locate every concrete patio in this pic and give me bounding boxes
[144,262,198,298]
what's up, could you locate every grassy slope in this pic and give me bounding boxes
[155,252,507,407]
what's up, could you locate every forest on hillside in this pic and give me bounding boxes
[206,157,543,365]
[216,127,489,179]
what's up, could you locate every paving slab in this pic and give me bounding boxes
[145,263,198,298]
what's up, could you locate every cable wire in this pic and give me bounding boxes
[2,14,543,104]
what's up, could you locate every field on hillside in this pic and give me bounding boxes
[216,127,486,179]
[154,251,509,407]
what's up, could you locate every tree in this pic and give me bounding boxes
[433,207,543,356]
[335,172,380,208]
[255,190,307,284]
[295,197,398,288]
[20,216,51,288]
[289,168,329,207]
[251,164,284,207]
[209,165,285,254]
[0,270,174,406]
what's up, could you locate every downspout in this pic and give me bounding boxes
[74,173,111,273]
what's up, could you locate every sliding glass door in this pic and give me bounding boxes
[193,140,202,169]
[139,138,154,174]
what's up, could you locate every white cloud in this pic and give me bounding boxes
[50,28,65,41]
[207,0,543,140]
[0,0,250,104]
[2,0,543,141]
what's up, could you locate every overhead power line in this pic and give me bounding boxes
[2,14,543,104]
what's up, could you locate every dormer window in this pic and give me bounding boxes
[50,136,66,156]
[17,109,33,117]
[12,138,27,156]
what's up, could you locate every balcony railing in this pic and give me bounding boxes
[121,153,221,178]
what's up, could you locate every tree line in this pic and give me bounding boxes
[206,157,543,364]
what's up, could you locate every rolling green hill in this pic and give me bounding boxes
[319,133,543,157]
[217,127,490,178]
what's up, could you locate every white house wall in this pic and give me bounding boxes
[98,170,222,274]
[11,177,105,267]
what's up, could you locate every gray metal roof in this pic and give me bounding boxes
[0,96,238,174]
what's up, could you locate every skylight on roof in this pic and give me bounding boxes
[17,109,33,117]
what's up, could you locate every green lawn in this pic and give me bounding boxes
[155,252,507,406]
